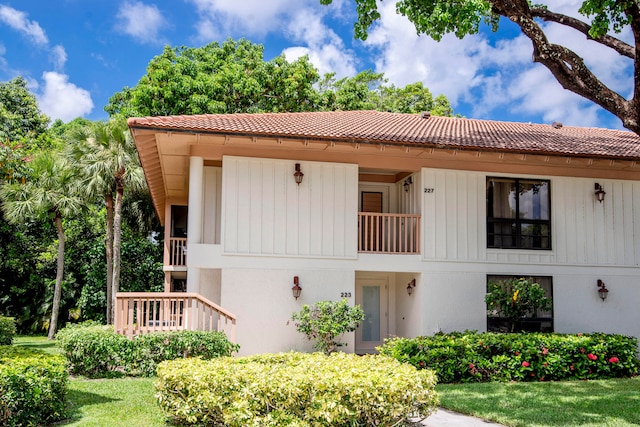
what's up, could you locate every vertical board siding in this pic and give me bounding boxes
[222,157,358,258]
[203,167,222,244]
[422,169,640,266]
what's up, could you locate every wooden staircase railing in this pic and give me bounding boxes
[114,292,236,342]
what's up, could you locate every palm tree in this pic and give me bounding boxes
[0,152,83,339]
[66,118,146,323]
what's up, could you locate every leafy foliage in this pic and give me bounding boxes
[379,331,640,383]
[155,352,438,426]
[0,346,68,427]
[485,277,552,332]
[0,77,49,143]
[107,38,454,119]
[0,317,16,345]
[291,299,365,354]
[55,323,238,378]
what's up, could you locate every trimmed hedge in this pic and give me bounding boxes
[379,332,640,383]
[55,324,239,377]
[156,352,438,426]
[0,346,68,427]
[0,317,16,345]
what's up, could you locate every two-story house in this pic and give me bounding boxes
[122,110,640,356]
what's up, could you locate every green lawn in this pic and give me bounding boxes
[13,336,640,426]
[437,377,640,427]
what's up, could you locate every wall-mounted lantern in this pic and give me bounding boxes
[403,176,413,192]
[597,279,609,301]
[406,278,416,295]
[594,183,606,203]
[292,276,302,300]
[294,163,304,185]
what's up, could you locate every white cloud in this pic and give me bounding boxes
[37,72,94,122]
[0,5,48,45]
[51,45,67,71]
[284,8,356,77]
[115,1,167,44]
[188,0,297,38]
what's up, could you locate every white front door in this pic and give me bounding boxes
[355,278,388,353]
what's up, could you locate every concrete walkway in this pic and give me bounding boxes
[421,408,506,426]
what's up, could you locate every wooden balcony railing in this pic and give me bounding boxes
[168,237,187,266]
[114,292,236,342]
[358,212,421,254]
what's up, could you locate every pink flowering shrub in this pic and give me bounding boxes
[378,332,639,383]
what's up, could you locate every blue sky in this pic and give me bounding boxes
[0,1,633,130]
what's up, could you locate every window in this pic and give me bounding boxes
[486,275,553,333]
[487,177,551,249]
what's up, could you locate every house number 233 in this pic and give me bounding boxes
[340,292,352,298]
[424,188,435,193]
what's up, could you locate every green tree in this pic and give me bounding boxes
[66,118,146,324]
[0,77,49,142]
[321,0,640,134]
[106,38,323,117]
[0,153,84,339]
[107,38,454,118]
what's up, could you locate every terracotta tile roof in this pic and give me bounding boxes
[128,110,640,159]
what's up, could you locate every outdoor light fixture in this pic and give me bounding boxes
[403,176,413,192]
[292,276,302,300]
[595,183,606,203]
[406,279,416,295]
[294,163,304,185]
[597,279,609,301]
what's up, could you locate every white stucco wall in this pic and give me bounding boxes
[220,268,356,356]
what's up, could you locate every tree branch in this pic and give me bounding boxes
[490,0,639,134]
[530,8,635,59]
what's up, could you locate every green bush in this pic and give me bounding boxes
[291,299,365,354]
[0,346,68,427]
[0,316,16,345]
[156,352,438,426]
[55,323,239,377]
[379,332,640,383]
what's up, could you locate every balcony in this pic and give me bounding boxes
[114,292,236,341]
[358,212,421,254]
[168,237,187,266]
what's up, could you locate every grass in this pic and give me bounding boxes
[437,377,640,426]
[12,336,640,426]
[14,336,168,426]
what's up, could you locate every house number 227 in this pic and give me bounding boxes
[424,188,435,193]
[340,292,352,298]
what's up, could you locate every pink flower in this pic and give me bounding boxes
[587,353,598,361]
[570,365,575,371]
[522,361,530,367]
[515,351,520,356]
[580,348,585,354]
[609,357,619,363]
[542,348,549,355]
[469,363,474,369]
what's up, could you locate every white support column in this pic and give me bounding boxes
[187,156,204,293]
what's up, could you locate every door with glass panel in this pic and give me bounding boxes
[355,278,388,353]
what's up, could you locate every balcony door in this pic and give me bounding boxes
[355,278,388,353]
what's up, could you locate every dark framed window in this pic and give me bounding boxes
[487,177,551,249]
[486,275,554,333]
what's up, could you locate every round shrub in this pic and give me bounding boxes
[0,317,16,346]
[155,352,438,426]
[55,323,239,377]
[0,346,68,427]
